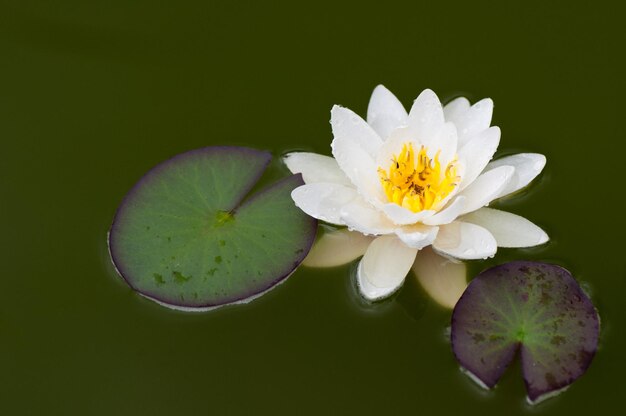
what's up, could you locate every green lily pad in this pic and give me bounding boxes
[451,261,599,404]
[109,146,317,311]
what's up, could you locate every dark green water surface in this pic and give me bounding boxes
[1,1,624,415]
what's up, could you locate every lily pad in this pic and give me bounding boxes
[451,261,599,404]
[109,146,317,311]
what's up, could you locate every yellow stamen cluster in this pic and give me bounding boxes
[378,143,460,213]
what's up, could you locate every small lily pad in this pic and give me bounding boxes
[109,146,317,311]
[451,261,599,404]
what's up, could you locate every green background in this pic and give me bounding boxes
[1,1,624,414]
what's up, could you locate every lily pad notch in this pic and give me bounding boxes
[109,146,317,311]
[451,261,599,405]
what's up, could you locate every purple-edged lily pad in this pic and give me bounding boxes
[451,261,599,404]
[109,146,316,311]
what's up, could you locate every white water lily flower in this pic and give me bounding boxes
[285,86,548,305]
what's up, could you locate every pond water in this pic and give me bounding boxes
[1,1,624,415]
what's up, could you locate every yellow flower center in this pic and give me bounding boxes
[378,143,460,213]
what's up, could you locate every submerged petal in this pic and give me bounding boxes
[356,235,417,301]
[412,246,467,309]
[291,183,358,225]
[433,221,497,260]
[461,208,549,248]
[367,85,408,139]
[303,228,373,268]
[485,153,546,199]
[283,152,351,186]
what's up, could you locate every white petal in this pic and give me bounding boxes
[457,165,515,215]
[382,204,436,226]
[446,98,494,147]
[422,196,466,226]
[357,235,417,301]
[412,246,467,309]
[378,121,457,167]
[456,126,501,191]
[485,153,546,199]
[331,106,386,205]
[394,224,439,249]
[331,105,383,158]
[303,228,373,267]
[291,183,358,225]
[433,221,497,260]
[283,152,351,186]
[378,124,455,166]
[340,198,396,235]
[366,85,408,139]
[443,97,470,124]
[407,89,445,143]
[375,126,420,169]
[461,207,549,248]
[433,122,458,166]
